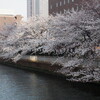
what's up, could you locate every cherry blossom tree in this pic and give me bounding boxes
[0,0,99,82]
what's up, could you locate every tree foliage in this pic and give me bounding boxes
[0,0,100,82]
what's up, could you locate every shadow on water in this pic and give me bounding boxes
[30,71,100,96]
[0,64,100,100]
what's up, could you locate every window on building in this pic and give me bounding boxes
[56,3,58,7]
[50,5,52,9]
[68,0,70,3]
[67,9,69,12]
[77,5,79,11]
[64,9,66,13]
[72,7,74,11]
[64,0,66,5]
[35,0,40,15]
[30,0,32,16]
[60,1,62,6]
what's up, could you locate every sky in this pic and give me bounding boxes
[0,0,27,20]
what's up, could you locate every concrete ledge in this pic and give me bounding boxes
[0,57,66,78]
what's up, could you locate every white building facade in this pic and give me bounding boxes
[27,0,48,18]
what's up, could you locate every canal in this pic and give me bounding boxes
[0,64,100,100]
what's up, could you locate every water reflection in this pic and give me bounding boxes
[0,64,100,100]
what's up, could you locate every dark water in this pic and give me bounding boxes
[0,65,100,100]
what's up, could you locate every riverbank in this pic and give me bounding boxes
[0,56,66,78]
[0,56,100,84]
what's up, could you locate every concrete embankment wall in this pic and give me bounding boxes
[0,57,65,78]
[0,56,100,84]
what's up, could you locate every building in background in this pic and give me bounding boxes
[49,0,83,15]
[0,14,22,30]
[27,0,48,18]
[27,0,84,18]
